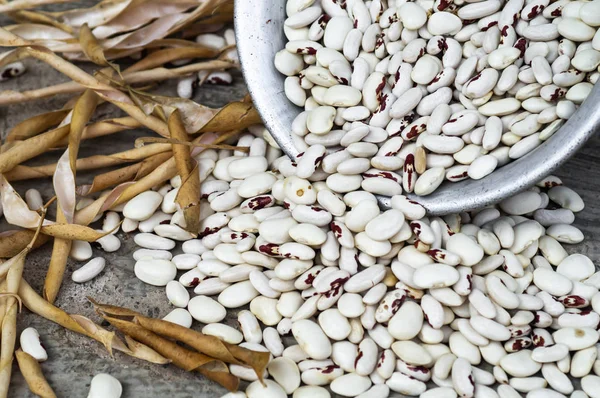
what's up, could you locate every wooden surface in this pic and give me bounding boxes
[1,8,600,398]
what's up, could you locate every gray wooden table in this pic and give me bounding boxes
[1,7,600,398]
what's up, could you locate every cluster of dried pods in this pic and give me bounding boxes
[0,0,275,396]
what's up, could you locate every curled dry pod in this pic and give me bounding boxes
[91,301,270,384]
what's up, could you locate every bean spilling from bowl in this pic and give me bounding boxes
[57,120,600,398]
[274,0,600,196]
[12,7,598,396]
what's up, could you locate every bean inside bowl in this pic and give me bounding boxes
[234,0,600,215]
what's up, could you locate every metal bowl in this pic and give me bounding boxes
[234,0,600,215]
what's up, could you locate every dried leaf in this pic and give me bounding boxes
[0,230,49,259]
[196,100,261,134]
[5,109,70,142]
[169,111,200,234]
[15,349,57,398]
[170,110,195,178]
[35,6,232,60]
[130,91,218,134]
[79,23,109,65]
[79,23,120,75]
[1,0,233,64]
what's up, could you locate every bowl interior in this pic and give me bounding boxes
[234,0,600,215]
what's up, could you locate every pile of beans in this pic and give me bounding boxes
[38,121,599,398]
[275,0,600,196]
